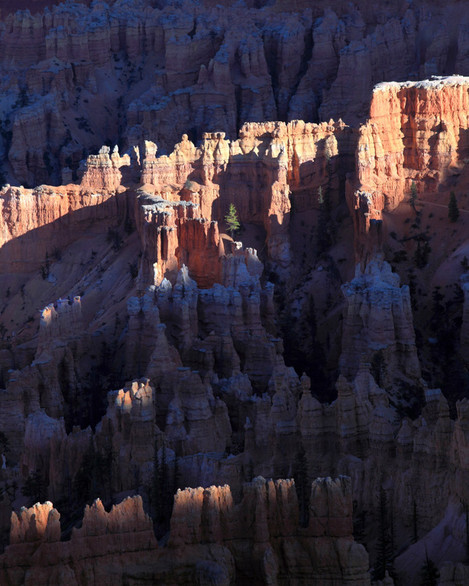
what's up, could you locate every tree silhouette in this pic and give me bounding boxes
[448,191,459,222]
[225,203,240,237]
[374,487,394,580]
[410,181,418,210]
[420,549,439,585]
[293,445,310,527]
[22,470,47,504]
[316,185,335,254]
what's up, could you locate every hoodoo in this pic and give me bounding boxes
[0,1,469,584]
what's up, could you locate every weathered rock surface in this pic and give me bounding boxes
[133,120,351,272]
[0,496,158,586]
[0,183,127,272]
[0,478,370,585]
[0,22,469,581]
[355,76,469,213]
[340,257,421,387]
[3,1,469,187]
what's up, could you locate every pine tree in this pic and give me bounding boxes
[316,186,335,254]
[420,550,439,585]
[448,191,459,222]
[225,203,240,237]
[371,350,385,388]
[464,501,469,563]
[22,470,47,504]
[410,181,418,210]
[412,500,418,544]
[374,487,394,580]
[152,443,174,535]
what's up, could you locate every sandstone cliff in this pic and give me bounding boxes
[0,37,468,583]
[356,76,469,212]
[0,477,370,585]
[2,1,469,188]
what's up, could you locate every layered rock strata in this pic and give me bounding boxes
[2,2,469,187]
[351,76,469,221]
[0,496,158,586]
[0,183,127,272]
[340,257,421,387]
[0,478,370,585]
[134,120,351,272]
[0,70,468,586]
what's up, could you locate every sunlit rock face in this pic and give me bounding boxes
[0,478,371,585]
[347,76,469,261]
[1,0,469,577]
[355,77,469,212]
[3,0,469,188]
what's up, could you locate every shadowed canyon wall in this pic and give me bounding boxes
[2,0,469,188]
[1,0,469,583]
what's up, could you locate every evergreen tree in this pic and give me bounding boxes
[152,443,174,535]
[0,431,8,454]
[371,350,386,388]
[413,238,431,268]
[448,191,459,222]
[22,470,47,504]
[353,500,368,545]
[420,550,439,585]
[412,500,418,544]
[72,444,115,506]
[225,203,240,237]
[316,186,335,254]
[374,487,394,580]
[464,501,469,563]
[410,181,418,210]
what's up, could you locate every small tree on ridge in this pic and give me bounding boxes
[225,203,240,238]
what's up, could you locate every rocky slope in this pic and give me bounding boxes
[1,2,469,584]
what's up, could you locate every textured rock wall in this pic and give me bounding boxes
[0,184,127,272]
[340,258,421,386]
[133,120,351,271]
[0,496,158,586]
[354,77,469,211]
[0,50,468,585]
[347,76,469,261]
[2,1,469,187]
[0,478,370,585]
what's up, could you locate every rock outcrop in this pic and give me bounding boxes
[133,120,351,272]
[355,76,469,212]
[0,184,127,272]
[340,257,421,388]
[80,146,130,192]
[0,477,370,585]
[1,10,469,578]
[169,476,370,584]
[0,496,158,586]
[3,2,469,188]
